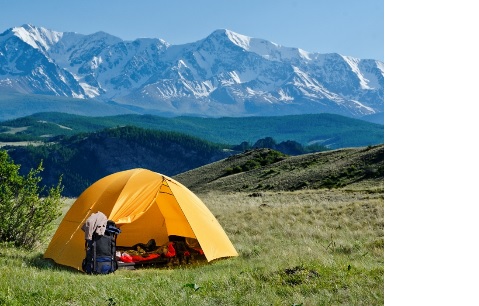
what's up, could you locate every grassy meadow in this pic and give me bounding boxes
[0,187,383,305]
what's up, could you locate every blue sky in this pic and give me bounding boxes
[0,0,384,61]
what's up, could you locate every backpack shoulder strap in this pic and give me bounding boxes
[92,235,97,273]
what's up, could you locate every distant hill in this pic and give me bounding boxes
[174,144,384,193]
[360,112,384,125]
[0,93,137,121]
[0,112,383,149]
[4,121,383,197]
[5,126,232,196]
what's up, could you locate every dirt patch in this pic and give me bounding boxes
[1,126,29,134]
[0,141,43,147]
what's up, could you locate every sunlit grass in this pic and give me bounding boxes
[0,188,383,305]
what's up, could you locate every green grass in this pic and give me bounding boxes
[0,189,383,305]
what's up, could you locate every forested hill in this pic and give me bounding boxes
[0,112,383,149]
[6,126,232,197]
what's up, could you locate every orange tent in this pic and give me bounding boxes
[44,168,238,271]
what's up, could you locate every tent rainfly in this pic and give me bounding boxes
[44,168,238,271]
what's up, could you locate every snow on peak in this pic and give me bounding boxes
[215,29,311,62]
[341,55,383,90]
[133,37,170,48]
[224,29,251,50]
[12,24,63,51]
[84,31,122,46]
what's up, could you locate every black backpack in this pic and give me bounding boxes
[82,220,121,274]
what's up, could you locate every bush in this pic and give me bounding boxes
[0,150,64,249]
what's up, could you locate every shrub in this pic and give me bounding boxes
[0,150,64,249]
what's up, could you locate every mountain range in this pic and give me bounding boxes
[0,24,384,121]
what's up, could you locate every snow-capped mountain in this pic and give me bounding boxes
[0,24,383,119]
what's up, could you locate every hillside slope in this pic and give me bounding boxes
[174,144,384,193]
